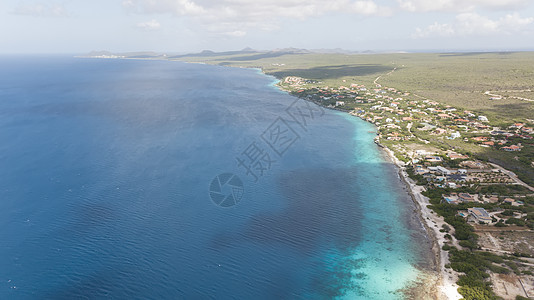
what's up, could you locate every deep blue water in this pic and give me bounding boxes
[0,56,432,299]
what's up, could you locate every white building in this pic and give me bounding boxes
[449,131,461,139]
[468,207,492,224]
[436,166,451,175]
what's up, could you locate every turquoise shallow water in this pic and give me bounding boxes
[0,56,432,299]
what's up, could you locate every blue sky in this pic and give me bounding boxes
[1,0,534,53]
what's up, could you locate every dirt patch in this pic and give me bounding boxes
[477,230,534,256]
[520,275,534,299]
[490,273,530,299]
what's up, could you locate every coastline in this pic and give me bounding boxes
[268,76,459,298]
[268,69,461,299]
[379,144,462,300]
[83,55,534,299]
[272,79,460,298]
[87,56,458,298]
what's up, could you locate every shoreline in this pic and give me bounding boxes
[86,56,458,298]
[265,68,462,299]
[379,144,462,300]
[269,77,459,298]
[272,77,460,298]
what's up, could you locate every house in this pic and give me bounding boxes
[448,152,468,160]
[478,116,489,122]
[425,156,443,163]
[435,128,447,135]
[510,123,524,129]
[504,198,515,205]
[458,193,475,202]
[485,196,499,203]
[415,150,429,156]
[447,182,457,188]
[468,207,492,224]
[473,136,488,142]
[436,166,451,175]
[447,174,466,182]
[504,198,524,206]
[502,145,521,151]
[449,132,461,139]
[460,161,487,169]
[442,193,459,204]
[415,167,428,175]
[335,101,345,106]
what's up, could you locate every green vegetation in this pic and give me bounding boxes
[166,50,534,299]
[170,50,534,185]
[448,248,504,299]
[173,51,534,120]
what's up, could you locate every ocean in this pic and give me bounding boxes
[0,56,432,299]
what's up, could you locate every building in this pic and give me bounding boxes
[502,145,521,152]
[460,161,487,169]
[447,182,457,188]
[449,131,461,139]
[468,207,492,224]
[447,174,467,182]
[442,193,459,204]
[448,152,468,160]
[458,193,475,202]
[425,156,443,163]
[436,166,451,175]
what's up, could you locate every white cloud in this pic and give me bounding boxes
[413,12,534,38]
[224,30,247,37]
[122,0,392,37]
[351,1,392,16]
[397,0,530,13]
[12,2,68,17]
[137,19,161,30]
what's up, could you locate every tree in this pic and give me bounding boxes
[457,286,496,300]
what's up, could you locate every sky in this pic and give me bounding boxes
[1,0,534,54]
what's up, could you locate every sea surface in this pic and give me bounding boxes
[0,56,433,299]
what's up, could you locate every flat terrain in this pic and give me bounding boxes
[174,51,534,121]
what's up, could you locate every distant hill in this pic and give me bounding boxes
[168,48,257,59]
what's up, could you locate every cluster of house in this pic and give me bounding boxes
[470,123,533,152]
[442,192,478,204]
[442,192,523,206]
[286,78,532,156]
[443,194,526,225]
[413,155,516,188]
[283,78,532,184]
